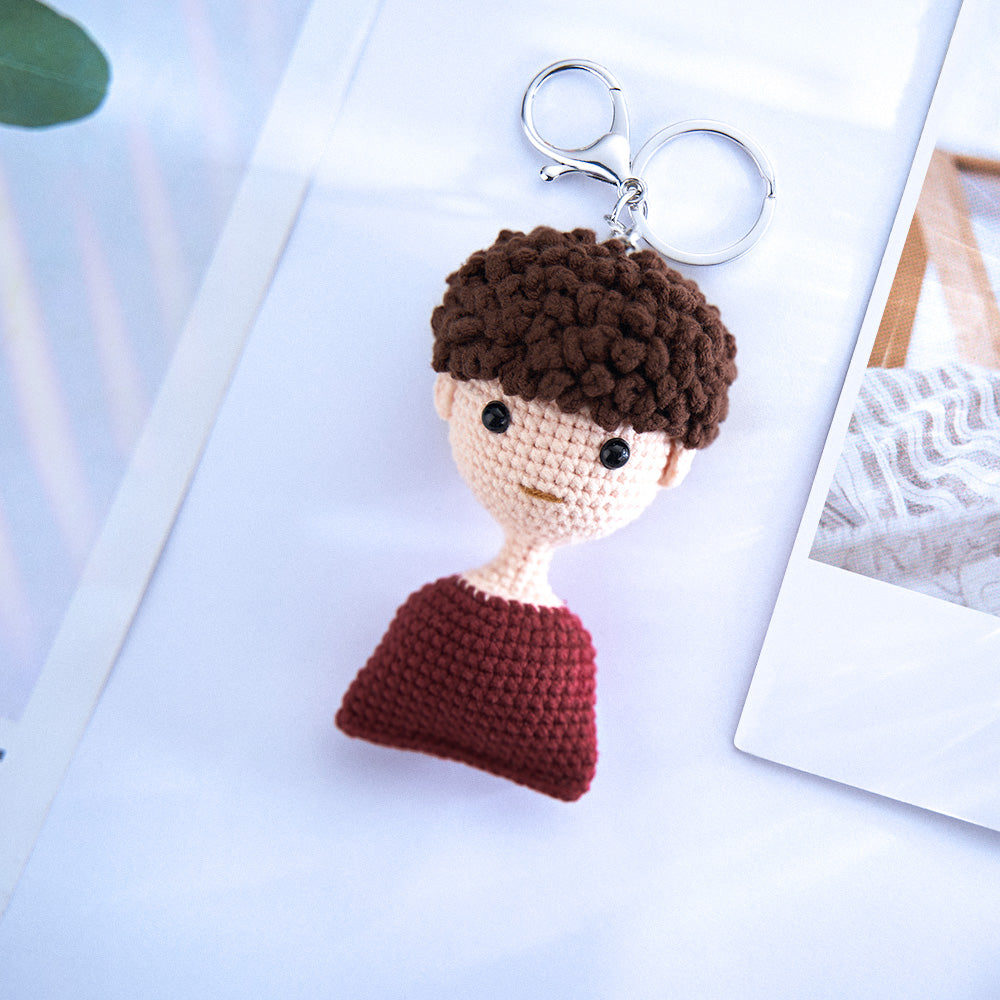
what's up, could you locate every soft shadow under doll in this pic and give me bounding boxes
[336,226,736,800]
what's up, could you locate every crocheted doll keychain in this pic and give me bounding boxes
[336,61,775,801]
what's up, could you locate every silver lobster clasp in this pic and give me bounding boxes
[520,59,634,188]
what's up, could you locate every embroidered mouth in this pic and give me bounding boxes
[520,484,564,504]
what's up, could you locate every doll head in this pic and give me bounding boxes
[431,227,736,546]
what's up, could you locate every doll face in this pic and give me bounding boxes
[435,376,692,546]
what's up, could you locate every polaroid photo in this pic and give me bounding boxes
[737,0,1000,831]
[0,0,377,913]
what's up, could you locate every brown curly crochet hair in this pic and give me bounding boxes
[430,227,736,449]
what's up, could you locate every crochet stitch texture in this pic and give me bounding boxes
[445,377,676,547]
[338,227,736,799]
[431,226,737,449]
[336,576,598,801]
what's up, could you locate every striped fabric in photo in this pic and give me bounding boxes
[811,363,1000,614]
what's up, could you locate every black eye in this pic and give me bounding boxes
[481,400,510,433]
[599,437,630,470]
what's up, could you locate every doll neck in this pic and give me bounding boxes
[462,535,560,608]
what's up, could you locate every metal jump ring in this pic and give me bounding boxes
[605,178,647,247]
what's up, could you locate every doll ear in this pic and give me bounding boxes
[658,440,695,489]
[433,373,456,420]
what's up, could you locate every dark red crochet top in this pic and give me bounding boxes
[336,575,597,801]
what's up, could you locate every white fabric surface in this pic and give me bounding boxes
[6,1,1000,999]
[812,363,1000,612]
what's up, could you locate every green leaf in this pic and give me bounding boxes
[0,0,110,128]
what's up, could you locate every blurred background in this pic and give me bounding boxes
[0,0,311,718]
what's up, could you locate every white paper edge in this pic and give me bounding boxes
[0,0,381,914]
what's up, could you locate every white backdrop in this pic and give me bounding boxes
[5,1,1000,998]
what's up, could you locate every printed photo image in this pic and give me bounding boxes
[810,146,1000,616]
